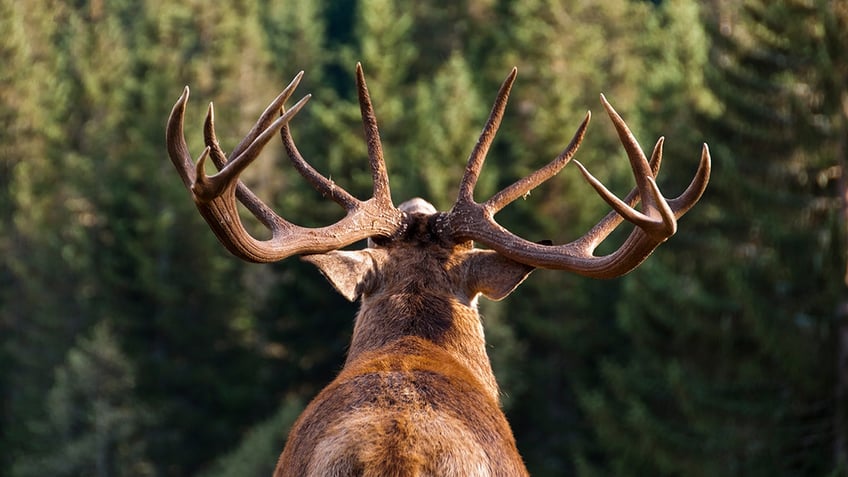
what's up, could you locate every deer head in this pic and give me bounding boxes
[166,64,710,476]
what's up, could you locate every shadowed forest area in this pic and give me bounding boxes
[1,0,847,475]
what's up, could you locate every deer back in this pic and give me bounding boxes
[274,207,532,475]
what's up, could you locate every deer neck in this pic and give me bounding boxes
[345,287,500,404]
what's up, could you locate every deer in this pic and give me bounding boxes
[166,64,710,476]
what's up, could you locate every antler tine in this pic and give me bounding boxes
[571,95,705,243]
[203,101,284,229]
[456,67,517,206]
[668,143,711,215]
[193,94,312,203]
[574,141,710,242]
[569,136,665,251]
[598,94,655,198]
[280,121,360,211]
[574,160,676,239]
[166,86,196,190]
[200,73,303,226]
[484,111,591,214]
[201,72,305,174]
[165,71,405,263]
[356,63,393,205]
[229,71,305,162]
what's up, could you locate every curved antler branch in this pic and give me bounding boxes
[485,111,591,214]
[455,68,517,207]
[168,66,709,276]
[442,73,711,278]
[165,71,405,263]
[278,64,396,212]
[355,63,393,204]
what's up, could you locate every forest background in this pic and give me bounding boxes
[1,0,846,476]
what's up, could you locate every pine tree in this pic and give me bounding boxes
[402,53,487,208]
[13,323,155,477]
[114,1,305,472]
[9,1,842,474]
[0,0,54,469]
[198,397,305,477]
[2,0,324,473]
[2,0,115,468]
[578,1,847,475]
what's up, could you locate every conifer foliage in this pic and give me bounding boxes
[1,1,844,475]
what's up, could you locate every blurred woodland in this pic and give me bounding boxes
[1,0,847,475]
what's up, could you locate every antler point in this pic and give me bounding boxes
[174,86,190,105]
[195,146,211,182]
[600,94,617,114]
[578,111,592,130]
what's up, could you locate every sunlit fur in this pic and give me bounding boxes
[273,209,530,476]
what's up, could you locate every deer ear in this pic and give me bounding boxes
[302,250,377,302]
[462,250,535,301]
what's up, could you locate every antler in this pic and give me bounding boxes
[443,70,711,278]
[166,69,404,262]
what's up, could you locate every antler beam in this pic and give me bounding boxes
[443,71,711,278]
[166,68,405,262]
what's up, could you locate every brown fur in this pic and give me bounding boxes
[274,210,532,476]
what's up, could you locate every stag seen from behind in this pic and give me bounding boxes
[166,63,710,476]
